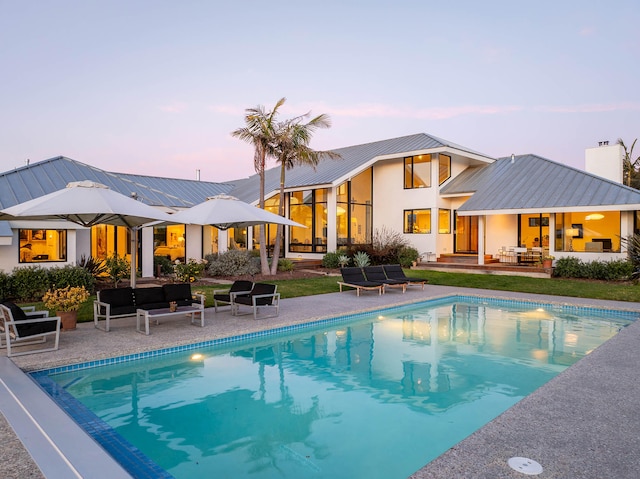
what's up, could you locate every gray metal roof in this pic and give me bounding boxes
[446,154,640,214]
[0,157,232,210]
[229,133,494,203]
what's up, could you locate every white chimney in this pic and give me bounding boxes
[585,141,624,183]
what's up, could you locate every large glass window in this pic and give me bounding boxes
[519,214,550,249]
[253,195,283,256]
[439,154,451,185]
[438,209,451,234]
[152,225,186,261]
[289,188,328,253]
[404,209,431,234]
[202,226,219,256]
[228,227,248,250]
[92,225,131,261]
[554,211,620,252]
[19,229,67,263]
[404,154,431,189]
[337,169,372,247]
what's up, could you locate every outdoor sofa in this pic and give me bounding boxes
[94,283,205,332]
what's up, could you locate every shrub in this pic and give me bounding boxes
[553,256,633,281]
[10,265,50,302]
[174,258,207,283]
[154,255,174,275]
[48,265,95,292]
[322,251,342,268]
[104,254,130,287]
[397,246,420,268]
[277,259,295,272]
[338,254,350,268]
[621,234,640,281]
[207,250,260,276]
[77,254,108,279]
[553,257,584,278]
[0,270,11,300]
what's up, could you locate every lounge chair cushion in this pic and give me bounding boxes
[163,283,195,307]
[234,283,277,306]
[134,287,169,310]
[213,280,254,303]
[2,301,58,336]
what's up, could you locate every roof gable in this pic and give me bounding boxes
[229,133,494,203]
[450,154,640,213]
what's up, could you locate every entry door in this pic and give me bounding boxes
[454,213,478,254]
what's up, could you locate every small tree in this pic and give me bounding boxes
[617,138,640,189]
[104,254,130,288]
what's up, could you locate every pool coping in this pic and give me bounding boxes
[2,285,640,478]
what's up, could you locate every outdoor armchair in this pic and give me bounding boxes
[231,283,280,320]
[0,302,61,357]
[383,264,428,290]
[338,267,384,296]
[213,280,254,312]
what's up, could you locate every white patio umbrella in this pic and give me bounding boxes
[0,180,174,287]
[168,194,304,230]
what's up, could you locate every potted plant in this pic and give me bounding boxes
[42,285,90,330]
[542,255,555,268]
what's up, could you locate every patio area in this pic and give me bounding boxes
[2,285,640,478]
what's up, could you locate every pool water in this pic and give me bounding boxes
[38,298,634,479]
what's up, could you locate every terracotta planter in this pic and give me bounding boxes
[57,310,78,331]
[542,259,553,268]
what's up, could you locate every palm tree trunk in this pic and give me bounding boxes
[269,163,287,274]
[258,169,270,275]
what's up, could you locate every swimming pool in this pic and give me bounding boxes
[32,296,634,479]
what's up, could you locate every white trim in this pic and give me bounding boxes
[458,204,640,216]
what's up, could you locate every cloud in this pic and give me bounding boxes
[579,26,596,36]
[209,101,524,121]
[535,102,640,113]
[159,102,188,113]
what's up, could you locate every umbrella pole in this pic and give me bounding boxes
[130,227,137,288]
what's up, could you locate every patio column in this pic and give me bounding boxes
[478,215,485,265]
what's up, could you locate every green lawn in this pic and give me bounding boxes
[43,269,638,323]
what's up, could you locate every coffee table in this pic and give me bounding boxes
[136,305,204,335]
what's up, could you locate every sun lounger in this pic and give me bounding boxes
[383,264,428,290]
[363,265,407,293]
[338,267,384,296]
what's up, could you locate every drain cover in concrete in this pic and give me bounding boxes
[507,457,543,475]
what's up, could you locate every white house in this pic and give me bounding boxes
[0,134,638,278]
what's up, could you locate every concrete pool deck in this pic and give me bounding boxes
[1,284,640,478]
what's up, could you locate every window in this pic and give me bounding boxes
[253,195,283,256]
[438,209,451,234]
[404,155,431,189]
[19,229,67,263]
[152,225,186,261]
[289,188,328,253]
[337,169,372,247]
[404,209,431,234]
[439,154,451,185]
[554,212,620,252]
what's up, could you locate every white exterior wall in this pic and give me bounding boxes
[585,143,624,183]
[485,214,519,259]
[372,158,439,257]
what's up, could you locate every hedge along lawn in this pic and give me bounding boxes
[60,269,638,323]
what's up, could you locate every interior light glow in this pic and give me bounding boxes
[191,353,204,361]
[585,213,604,221]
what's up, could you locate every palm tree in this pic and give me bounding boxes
[269,113,339,274]
[232,98,285,275]
[617,138,640,189]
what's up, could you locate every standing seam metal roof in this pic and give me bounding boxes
[0,157,232,209]
[444,154,640,212]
